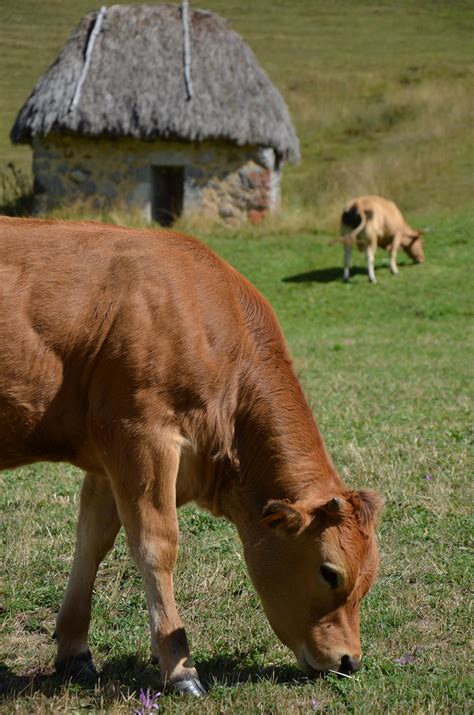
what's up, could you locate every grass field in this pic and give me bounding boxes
[1,0,473,713]
[1,217,473,713]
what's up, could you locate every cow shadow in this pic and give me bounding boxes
[283,261,417,284]
[194,654,311,689]
[282,264,389,284]
[0,659,159,704]
[0,654,311,703]
[0,662,71,700]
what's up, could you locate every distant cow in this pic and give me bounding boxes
[340,195,425,283]
[0,217,383,696]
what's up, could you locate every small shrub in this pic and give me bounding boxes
[0,162,34,215]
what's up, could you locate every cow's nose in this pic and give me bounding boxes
[339,655,361,675]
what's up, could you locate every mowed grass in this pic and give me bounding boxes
[1,213,473,713]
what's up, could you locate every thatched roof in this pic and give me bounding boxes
[11,3,300,162]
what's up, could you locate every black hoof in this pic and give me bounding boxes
[55,650,98,683]
[169,676,207,697]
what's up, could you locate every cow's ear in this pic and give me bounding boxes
[322,496,346,515]
[261,499,310,536]
[310,496,349,521]
[353,490,385,528]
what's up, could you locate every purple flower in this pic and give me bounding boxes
[133,688,161,714]
[425,472,432,481]
[311,697,320,710]
[394,645,420,665]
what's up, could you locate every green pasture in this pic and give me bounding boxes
[1,0,473,713]
[1,216,473,713]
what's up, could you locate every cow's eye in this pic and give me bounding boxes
[320,565,339,589]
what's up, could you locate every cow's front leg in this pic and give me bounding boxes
[389,233,402,275]
[55,472,120,679]
[110,434,206,697]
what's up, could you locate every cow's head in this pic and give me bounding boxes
[402,231,425,263]
[244,490,383,675]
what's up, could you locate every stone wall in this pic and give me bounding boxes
[32,134,281,223]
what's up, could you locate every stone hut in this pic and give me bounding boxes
[11,3,300,224]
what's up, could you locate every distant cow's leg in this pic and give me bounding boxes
[110,433,205,696]
[55,472,120,679]
[366,230,378,284]
[389,233,402,275]
[366,246,377,283]
[343,242,352,283]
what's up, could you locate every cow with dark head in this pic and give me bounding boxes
[340,195,426,283]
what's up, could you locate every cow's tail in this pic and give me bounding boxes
[330,204,368,246]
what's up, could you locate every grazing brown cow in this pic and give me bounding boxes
[0,217,383,696]
[340,195,425,283]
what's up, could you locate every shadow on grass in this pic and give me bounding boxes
[0,653,310,702]
[0,662,73,700]
[282,264,389,284]
[197,654,310,689]
[0,658,158,704]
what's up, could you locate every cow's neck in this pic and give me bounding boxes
[211,363,342,529]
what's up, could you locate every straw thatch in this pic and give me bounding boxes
[11,3,300,162]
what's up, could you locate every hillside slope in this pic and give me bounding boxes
[0,0,473,221]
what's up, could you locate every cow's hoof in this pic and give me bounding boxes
[55,650,98,683]
[169,676,207,697]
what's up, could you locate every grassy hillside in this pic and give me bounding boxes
[1,0,473,224]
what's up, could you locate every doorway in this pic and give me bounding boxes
[151,166,184,226]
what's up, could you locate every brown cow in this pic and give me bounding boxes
[340,195,425,283]
[0,217,383,696]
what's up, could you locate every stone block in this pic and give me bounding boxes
[255,148,275,169]
[101,182,118,199]
[81,179,97,196]
[198,152,214,164]
[248,209,268,224]
[219,203,239,219]
[130,181,151,206]
[186,166,204,179]
[70,169,88,184]
[37,173,65,197]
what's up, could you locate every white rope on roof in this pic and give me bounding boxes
[181,1,194,100]
[70,6,107,112]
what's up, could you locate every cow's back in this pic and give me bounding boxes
[342,196,412,242]
[0,218,254,469]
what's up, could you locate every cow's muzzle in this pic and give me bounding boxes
[298,647,361,677]
[339,654,361,675]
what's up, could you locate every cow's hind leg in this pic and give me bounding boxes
[54,472,120,680]
[343,241,352,283]
[109,431,205,696]
[366,229,378,283]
